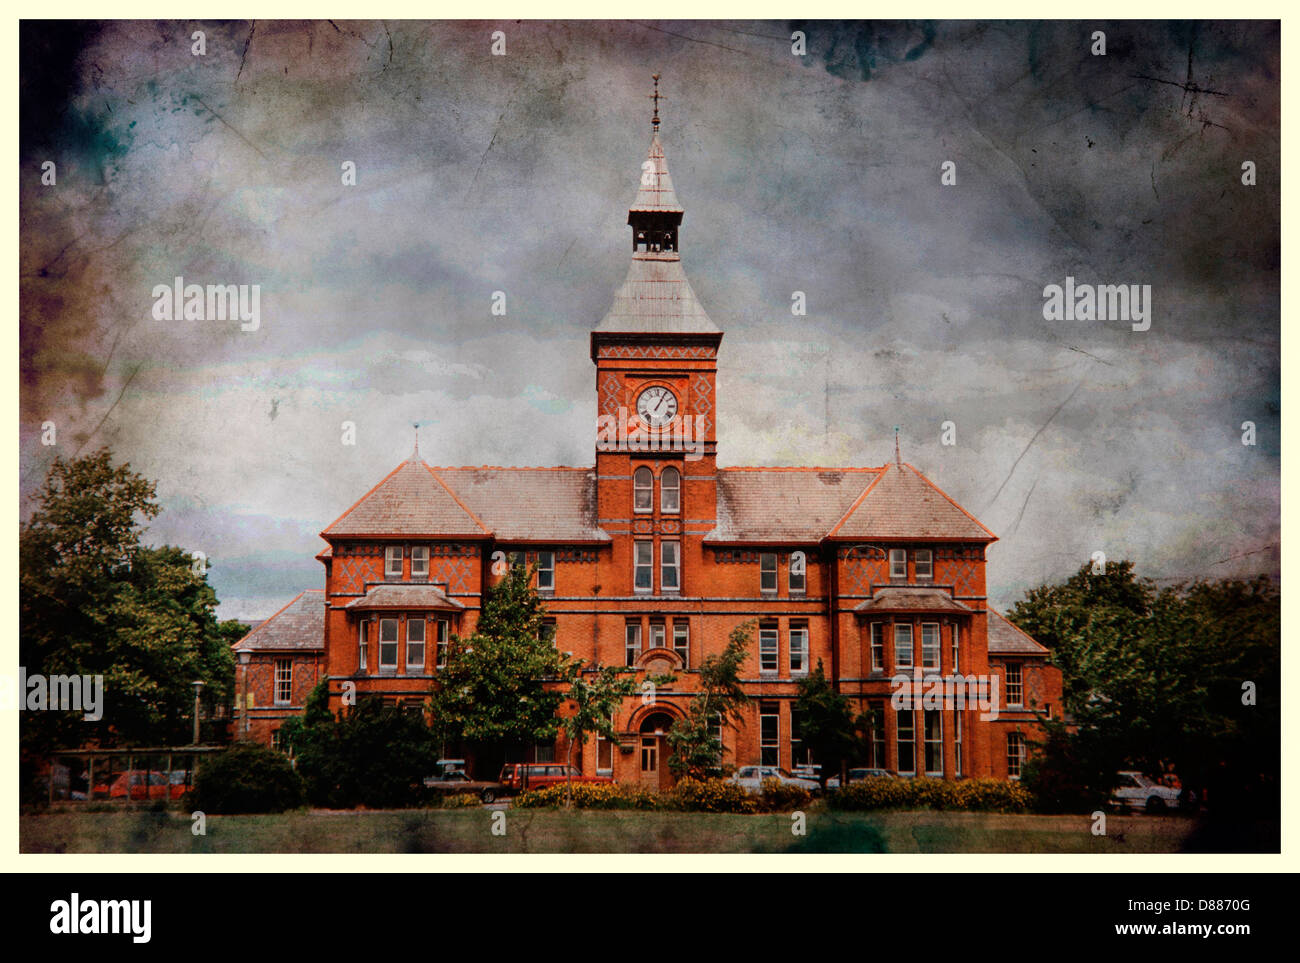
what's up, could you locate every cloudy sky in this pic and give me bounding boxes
[20,20,1279,619]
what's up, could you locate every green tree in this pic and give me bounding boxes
[427,563,569,761]
[794,660,862,788]
[559,663,638,806]
[667,621,752,779]
[20,449,234,750]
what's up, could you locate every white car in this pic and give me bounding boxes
[826,768,898,789]
[1110,771,1182,813]
[729,765,820,795]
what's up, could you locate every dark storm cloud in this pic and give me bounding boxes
[19,20,1278,617]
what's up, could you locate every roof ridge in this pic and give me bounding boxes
[234,589,310,648]
[422,463,491,535]
[721,465,885,473]
[826,466,890,538]
[319,460,411,537]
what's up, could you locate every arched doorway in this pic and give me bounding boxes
[638,711,676,792]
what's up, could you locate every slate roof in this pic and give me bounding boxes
[829,463,997,542]
[321,459,488,538]
[630,131,683,213]
[854,588,974,615]
[233,590,325,652]
[594,253,719,334]
[986,610,1049,655]
[322,462,608,543]
[707,468,881,543]
[344,584,465,612]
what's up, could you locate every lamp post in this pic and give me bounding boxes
[191,680,205,745]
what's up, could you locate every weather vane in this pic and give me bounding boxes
[650,74,665,132]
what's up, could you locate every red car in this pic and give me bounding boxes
[498,763,613,794]
[92,770,189,801]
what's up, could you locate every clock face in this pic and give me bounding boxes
[636,385,678,428]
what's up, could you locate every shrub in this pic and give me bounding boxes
[756,777,812,812]
[827,776,1033,813]
[668,777,759,814]
[189,743,304,814]
[440,792,481,809]
[514,782,660,810]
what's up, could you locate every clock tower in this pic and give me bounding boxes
[591,79,721,594]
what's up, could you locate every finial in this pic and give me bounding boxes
[650,74,664,132]
[893,426,901,467]
[413,422,420,460]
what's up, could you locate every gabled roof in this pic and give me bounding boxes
[707,467,881,543]
[987,610,1049,655]
[630,131,683,213]
[594,253,719,334]
[829,463,997,542]
[854,588,974,615]
[321,459,489,538]
[344,584,465,612]
[233,590,325,652]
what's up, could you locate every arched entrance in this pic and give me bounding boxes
[638,711,677,792]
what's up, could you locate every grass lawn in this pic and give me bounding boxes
[19,806,1227,854]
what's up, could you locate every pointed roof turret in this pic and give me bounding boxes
[594,76,719,336]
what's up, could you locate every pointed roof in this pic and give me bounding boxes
[707,467,882,542]
[829,462,997,542]
[987,610,1049,654]
[595,252,719,333]
[630,131,684,213]
[321,459,489,538]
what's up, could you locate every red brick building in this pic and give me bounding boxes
[240,111,1061,786]
[232,590,325,749]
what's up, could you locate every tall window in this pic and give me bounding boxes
[536,551,555,591]
[597,730,614,773]
[410,545,429,578]
[789,622,809,675]
[914,548,933,580]
[889,548,907,580]
[1006,663,1023,706]
[867,703,887,769]
[759,553,778,593]
[358,620,368,672]
[894,623,914,670]
[790,709,812,767]
[625,621,642,666]
[921,623,940,671]
[954,711,963,777]
[406,618,425,671]
[1007,732,1025,779]
[538,619,557,646]
[896,709,915,774]
[759,621,779,673]
[274,659,292,705]
[924,710,943,775]
[633,467,653,512]
[648,621,666,651]
[385,545,403,579]
[760,702,780,766]
[672,621,690,668]
[379,618,399,668]
[633,540,653,593]
[870,622,884,672]
[436,619,450,669]
[789,551,806,595]
[660,466,680,513]
[951,623,960,673]
[661,541,681,592]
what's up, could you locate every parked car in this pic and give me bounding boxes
[92,770,188,801]
[826,768,898,789]
[423,770,505,804]
[1110,771,1183,813]
[729,765,820,795]
[497,763,614,795]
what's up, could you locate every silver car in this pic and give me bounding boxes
[729,765,820,794]
[1110,771,1182,813]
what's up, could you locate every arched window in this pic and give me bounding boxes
[660,466,680,513]
[633,467,653,512]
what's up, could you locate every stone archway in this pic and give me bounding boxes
[637,710,677,792]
